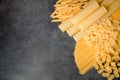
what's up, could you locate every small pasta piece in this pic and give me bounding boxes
[104,62,110,68]
[94,62,99,70]
[111,62,116,67]
[98,68,104,74]
[101,55,106,63]
[106,54,111,62]
[106,66,112,73]
[112,56,119,61]
[108,75,114,80]
[102,72,110,77]
[113,70,119,78]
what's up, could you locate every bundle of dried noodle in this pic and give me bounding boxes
[50,0,89,22]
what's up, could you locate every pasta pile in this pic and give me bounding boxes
[84,18,120,80]
[50,0,120,80]
[50,0,89,22]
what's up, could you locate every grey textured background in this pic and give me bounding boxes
[0,0,119,80]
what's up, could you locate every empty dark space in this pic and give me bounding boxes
[0,0,119,80]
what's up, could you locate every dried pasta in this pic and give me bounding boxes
[50,0,89,22]
[84,18,120,80]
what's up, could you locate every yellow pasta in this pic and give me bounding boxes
[84,18,120,80]
[108,75,114,80]
[102,73,110,77]
[59,0,99,32]
[50,0,120,80]
[50,0,89,23]
[74,38,96,75]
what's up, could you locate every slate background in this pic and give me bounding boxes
[0,0,119,80]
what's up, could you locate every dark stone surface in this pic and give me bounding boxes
[0,0,119,80]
